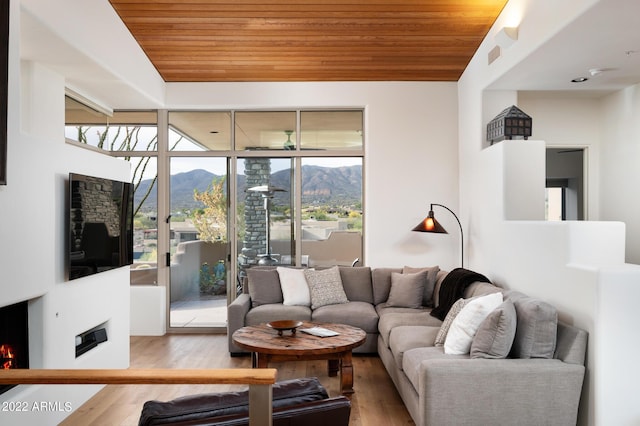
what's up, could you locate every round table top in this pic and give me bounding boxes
[232,322,366,356]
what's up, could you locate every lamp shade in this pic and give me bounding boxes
[412,203,463,267]
[412,211,448,234]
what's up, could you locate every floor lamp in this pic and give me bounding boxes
[248,185,286,265]
[412,203,464,268]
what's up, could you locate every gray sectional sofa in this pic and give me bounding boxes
[227,265,588,426]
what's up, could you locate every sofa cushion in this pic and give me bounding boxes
[375,304,428,318]
[338,266,373,303]
[435,297,470,346]
[389,325,439,369]
[312,301,379,333]
[247,268,283,307]
[403,265,440,307]
[444,292,503,355]
[385,271,428,309]
[463,281,502,299]
[139,377,329,426]
[304,266,349,309]
[470,299,517,359]
[377,311,440,347]
[245,304,311,325]
[506,291,558,359]
[278,267,311,306]
[402,346,468,392]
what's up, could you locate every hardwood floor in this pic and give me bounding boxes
[60,334,415,425]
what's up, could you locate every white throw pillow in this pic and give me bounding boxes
[277,267,311,306]
[444,292,503,355]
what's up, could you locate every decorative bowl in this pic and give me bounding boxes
[267,320,303,336]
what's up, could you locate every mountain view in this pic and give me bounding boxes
[134,165,362,214]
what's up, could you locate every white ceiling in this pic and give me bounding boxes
[487,0,640,96]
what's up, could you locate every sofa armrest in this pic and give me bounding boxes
[228,293,251,354]
[420,358,585,426]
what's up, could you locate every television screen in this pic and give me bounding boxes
[68,173,133,280]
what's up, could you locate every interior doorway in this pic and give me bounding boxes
[545,147,586,221]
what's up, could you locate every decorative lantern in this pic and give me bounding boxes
[487,105,532,144]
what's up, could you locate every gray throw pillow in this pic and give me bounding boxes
[246,268,283,308]
[435,297,469,346]
[508,293,558,359]
[338,266,374,304]
[403,265,440,307]
[385,271,428,309]
[470,299,517,359]
[304,266,349,310]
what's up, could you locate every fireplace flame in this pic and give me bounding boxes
[0,344,16,369]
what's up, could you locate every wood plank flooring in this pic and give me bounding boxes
[60,334,415,426]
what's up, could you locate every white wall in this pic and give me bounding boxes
[459,0,640,425]
[518,93,602,221]
[166,81,461,271]
[599,84,640,264]
[514,87,640,264]
[130,286,166,336]
[0,4,131,424]
[20,0,165,109]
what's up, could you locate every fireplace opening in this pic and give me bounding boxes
[0,301,29,395]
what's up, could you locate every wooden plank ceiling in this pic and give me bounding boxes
[108,0,508,82]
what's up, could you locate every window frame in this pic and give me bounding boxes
[65,105,365,295]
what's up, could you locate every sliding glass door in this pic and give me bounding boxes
[168,157,229,328]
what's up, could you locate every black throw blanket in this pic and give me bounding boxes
[430,268,492,321]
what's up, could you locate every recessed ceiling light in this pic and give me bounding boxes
[571,77,589,83]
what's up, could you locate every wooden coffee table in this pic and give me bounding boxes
[232,322,366,395]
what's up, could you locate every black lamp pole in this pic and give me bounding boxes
[412,203,464,268]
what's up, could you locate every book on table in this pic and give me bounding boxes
[300,327,340,337]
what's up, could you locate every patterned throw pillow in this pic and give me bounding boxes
[434,297,469,346]
[304,266,349,310]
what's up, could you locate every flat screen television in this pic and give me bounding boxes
[67,173,133,280]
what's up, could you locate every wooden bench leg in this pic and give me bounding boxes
[249,383,273,426]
